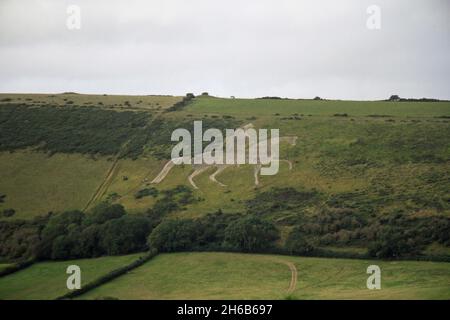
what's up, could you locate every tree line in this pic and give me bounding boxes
[1,187,449,262]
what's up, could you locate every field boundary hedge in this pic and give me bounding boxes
[0,259,36,278]
[55,250,158,300]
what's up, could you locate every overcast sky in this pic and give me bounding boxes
[0,0,449,100]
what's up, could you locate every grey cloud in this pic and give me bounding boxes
[0,0,449,99]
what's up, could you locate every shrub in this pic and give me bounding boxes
[134,187,159,199]
[2,208,15,217]
[368,227,421,258]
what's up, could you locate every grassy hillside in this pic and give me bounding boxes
[78,252,450,300]
[183,97,450,117]
[2,95,448,220]
[0,253,142,300]
[0,94,449,300]
[0,94,448,258]
[0,93,182,112]
[0,151,111,219]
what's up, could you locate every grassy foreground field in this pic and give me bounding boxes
[79,252,450,300]
[0,252,447,300]
[0,253,142,300]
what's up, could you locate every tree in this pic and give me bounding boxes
[224,216,279,252]
[79,224,104,257]
[51,234,77,260]
[388,95,400,101]
[99,215,151,255]
[2,208,15,217]
[84,203,126,226]
[368,227,420,258]
[38,210,84,259]
[147,219,199,252]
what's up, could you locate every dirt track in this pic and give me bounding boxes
[209,165,228,186]
[83,158,120,212]
[286,261,298,294]
[151,159,176,184]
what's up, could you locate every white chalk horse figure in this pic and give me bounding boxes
[151,124,298,189]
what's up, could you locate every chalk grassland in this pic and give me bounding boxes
[0,93,182,112]
[0,253,142,300]
[0,151,111,219]
[0,152,171,218]
[82,108,450,220]
[78,252,450,300]
[182,96,450,117]
[0,95,449,223]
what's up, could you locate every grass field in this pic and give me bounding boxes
[78,252,450,300]
[0,151,111,219]
[0,93,182,112]
[0,253,142,300]
[0,252,447,300]
[183,96,450,117]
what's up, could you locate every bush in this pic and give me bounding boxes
[388,95,400,101]
[2,208,15,217]
[0,219,43,260]
[0,104,150,157]
[166,94,195,112]
[285,227,315,255]
[368,227,421,258]
[224,216,279,252]
[134,188,159,199]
